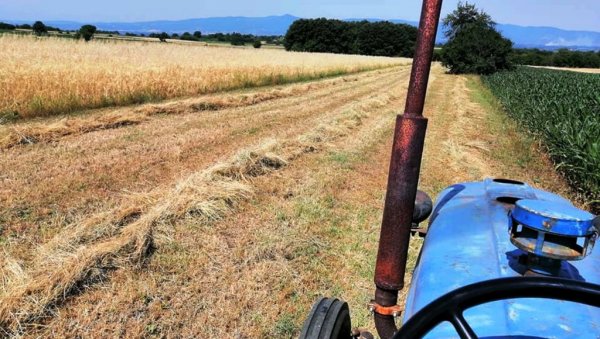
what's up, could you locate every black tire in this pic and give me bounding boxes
[299,297,352,339]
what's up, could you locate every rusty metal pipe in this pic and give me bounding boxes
[373,0,443,338]
[374,115,428,338]
[405,0,444,117]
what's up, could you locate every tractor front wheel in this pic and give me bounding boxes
[299,297,352,339]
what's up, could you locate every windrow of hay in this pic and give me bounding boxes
[0,114,143,149]
[0,70,380,149]
[0,35,409,119]
[0,88,397,334]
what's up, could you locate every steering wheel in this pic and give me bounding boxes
[394,277,600,339]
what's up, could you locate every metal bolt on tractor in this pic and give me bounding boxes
[299,0,600,338]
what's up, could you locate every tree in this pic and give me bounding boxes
[181,32,199,41]
[284,18,417,57]
[79,25,97,41]
[32,21,47,36]
[230,33,245,46]
[171,33,179,39]
[442,2,493,40]
[193,31,202,39]
[0,22,16,30]
[284,18,353,54]
[158,32,169,42]
[253,40,262,48]
[440,2,512,74]
[355,21,417,57]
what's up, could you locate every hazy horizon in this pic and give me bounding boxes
[1,0,599,32]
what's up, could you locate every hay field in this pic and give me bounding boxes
[0,35,407,119]
[0,57,575,337]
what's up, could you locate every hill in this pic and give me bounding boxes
[4,14,600,50]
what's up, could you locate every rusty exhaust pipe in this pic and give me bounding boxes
[372,0,443,338]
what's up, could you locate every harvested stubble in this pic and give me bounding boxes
[0,88,396,335]
[0,35,407,119]
[0,72,365,149]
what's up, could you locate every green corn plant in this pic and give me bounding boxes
[483,66,600,209]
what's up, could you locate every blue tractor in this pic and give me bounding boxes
[299,0,600,338]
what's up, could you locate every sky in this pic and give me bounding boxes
[1,0,599,32]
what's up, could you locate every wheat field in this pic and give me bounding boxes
[0,35,408,119]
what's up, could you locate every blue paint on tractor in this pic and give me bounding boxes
[402,179,600,338]
[512,199,595,237]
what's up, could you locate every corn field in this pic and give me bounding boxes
[483,67,600,208]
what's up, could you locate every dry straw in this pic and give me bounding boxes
[0,73,363,149]
[0,87,397,335]
[0,35,406,119]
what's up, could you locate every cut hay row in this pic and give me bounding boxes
[0,67,407,259]
[0,35,408,119]
[0,68,390,149]
[0,87,399,335]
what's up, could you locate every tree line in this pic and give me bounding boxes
[284,18,418,57]
[283,3,600,73]
[0,22,61,31]
[1,21,280,48]
[146,31,279,47]
[0,20,98,41]
[511,48,600,68]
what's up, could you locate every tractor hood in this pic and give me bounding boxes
[403,179,600,338]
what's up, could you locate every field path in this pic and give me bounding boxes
[0,65,573,337]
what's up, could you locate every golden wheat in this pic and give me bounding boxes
[0,35,408,119]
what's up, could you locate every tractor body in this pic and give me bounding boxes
[403,179,600,337]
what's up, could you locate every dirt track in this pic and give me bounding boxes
[0,65,573,337]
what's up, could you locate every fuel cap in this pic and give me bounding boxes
[509,199,597,260]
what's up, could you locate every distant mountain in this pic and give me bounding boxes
[495,24,600,50]
[4,15,600,50]
[4,15,299,36]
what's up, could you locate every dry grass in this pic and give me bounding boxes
[0,72,364,149]
[0,67,404,251]
[0,80,399,335]
[0,35,408,119]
